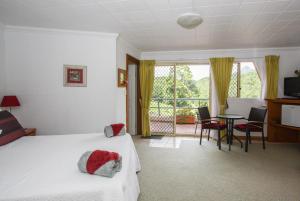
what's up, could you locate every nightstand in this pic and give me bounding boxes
[24,128,37,136]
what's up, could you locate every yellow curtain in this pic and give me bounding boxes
[139,60,155,137]
[210,57,235,115]
[265,55,280,99]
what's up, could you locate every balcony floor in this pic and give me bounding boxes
[150,121,203,135]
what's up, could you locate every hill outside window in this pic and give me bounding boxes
[228,62,262,99]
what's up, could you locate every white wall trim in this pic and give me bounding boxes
[142,46,300,55]
[141,46,300,60]
[4,25,119,38]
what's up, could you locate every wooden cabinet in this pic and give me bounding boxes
[267,99,300,143]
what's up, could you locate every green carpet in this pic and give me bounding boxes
[133,136,300,201]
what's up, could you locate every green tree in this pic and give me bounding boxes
[151,65,261,115]
[241,71,261,98]
[166,66,200,107]
[196,77,209,99]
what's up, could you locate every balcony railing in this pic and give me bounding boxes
[150,98,209,117]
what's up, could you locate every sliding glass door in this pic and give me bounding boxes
[175,64,210,135]
[150,63,210,135]
[150,65,175,135]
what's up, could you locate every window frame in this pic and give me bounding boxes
[230,61,261,99]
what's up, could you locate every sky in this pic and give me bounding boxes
[189,65,210,80]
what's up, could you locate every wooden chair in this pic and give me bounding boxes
[234,107,267,152]
[195,107,226,150]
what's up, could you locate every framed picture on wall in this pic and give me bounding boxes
[64,65,87,87]
[118,68,127,87]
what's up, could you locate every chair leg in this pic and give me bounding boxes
[217,130,219,146]
[226,128,229,144]
[226,119,229,144]
[249,134,252,144]
[218,129,221,150]
[262,130,266,150]
[194,123,198,135]
[245,131,249,152]
[208,129,210,141]
[200,128,203,145]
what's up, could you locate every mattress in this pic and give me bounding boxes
[0,133,141,201]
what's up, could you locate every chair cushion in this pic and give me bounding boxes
[0,110,25,146]
[202,123,226,130]
[234,124,262,132]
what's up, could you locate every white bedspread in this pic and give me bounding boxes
[0,133,141,201]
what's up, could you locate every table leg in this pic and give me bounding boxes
[221,119,230,144]
[226,119,229,144]
[229,119,233,151]
[231,120,234,145]
[230,119,243,149]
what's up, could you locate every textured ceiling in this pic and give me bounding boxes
[1,0,300,51]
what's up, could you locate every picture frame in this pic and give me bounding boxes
[118,68,127,88]
[64,65,87,87]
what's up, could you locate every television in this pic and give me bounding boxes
[284,77,300,98]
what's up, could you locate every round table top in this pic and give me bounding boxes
[217,114,244,119]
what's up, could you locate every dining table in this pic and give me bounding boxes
[216,114,244,151]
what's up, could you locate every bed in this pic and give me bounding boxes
[0,133,141,201]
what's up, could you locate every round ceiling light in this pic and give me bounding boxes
[177,13,203,29]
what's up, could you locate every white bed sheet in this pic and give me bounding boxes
[0,133,141,201]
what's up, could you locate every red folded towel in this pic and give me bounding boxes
[104,123,125,137]
[86,150,120,174]
[111,123,125,136]
[78,150,122,177]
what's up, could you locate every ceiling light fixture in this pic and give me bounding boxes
[177,13,203,29]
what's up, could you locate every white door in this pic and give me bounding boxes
[128,64,137,135]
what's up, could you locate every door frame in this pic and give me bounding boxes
[126,54,141,135]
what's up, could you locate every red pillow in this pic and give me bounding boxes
[0,111,25,146]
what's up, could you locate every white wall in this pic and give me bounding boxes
[0,22,5,99]
[141,47,300,136]
[226,98,267,137]
[116,36,141,123]
[4,26,119,135]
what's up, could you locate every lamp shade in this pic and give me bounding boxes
[0,96,21,107]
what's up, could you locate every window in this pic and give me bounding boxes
[228,62,261,98]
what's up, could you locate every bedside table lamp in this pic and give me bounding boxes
[0,96,21,112]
